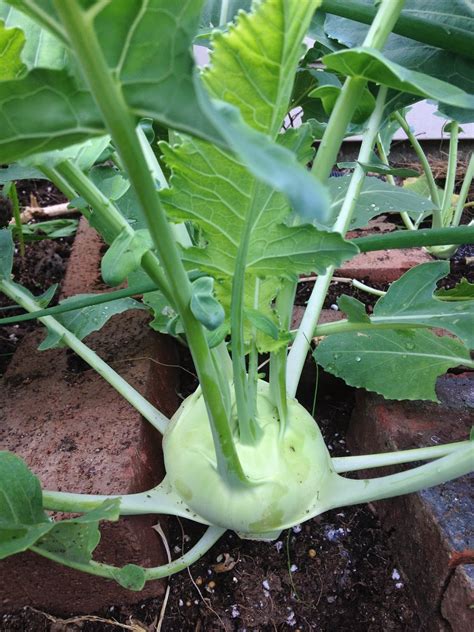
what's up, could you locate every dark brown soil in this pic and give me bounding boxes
[0,181,72,377]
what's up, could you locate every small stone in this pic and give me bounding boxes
[308,548,317,558]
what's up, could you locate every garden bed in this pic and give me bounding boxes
[1,183,472,631]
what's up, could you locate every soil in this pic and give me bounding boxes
[0,181,72,377]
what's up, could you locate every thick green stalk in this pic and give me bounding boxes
[287,87,389,396]
[55,159,173,303]
[0,278,169,433]
[393,111,441,209]
[40,164,78,202]
[352,225,474,252]
[53,0,244,482]
[320,0,474,60]
[311,0,406,182]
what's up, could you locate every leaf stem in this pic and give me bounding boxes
[0,278,169,433]
[53,0,245,482]
[287,86,389,396]
[0,281,158,326]
[441,122,459,223]
[376,134,415,231]
[311,0,406,182]
[332,440,471,473]
[352,225,474,252]
[8,183,25,256]
[393,111,441,208]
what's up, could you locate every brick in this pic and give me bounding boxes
[346,373,474,631]
[0,218,179,614]
[441,564,474,631]
[335,247,432,284]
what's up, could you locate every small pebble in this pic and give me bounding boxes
[308,548,317,558]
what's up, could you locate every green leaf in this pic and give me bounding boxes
[373,262,474,348]
[111,564,146,592]
[0,228,14,278]
[101,228,152,287]
[323,47,474,113]
[0,19,25,79]
[245,308,280,340]
[315,329,471,401]
[142,290,183,336]
[309,84,375,124]
[190,276,225,331]
[0,163,45,183]
[38,294,145,350]
[337,295,369,323]
[436,278,474,302]
[35,498,121,564]
[200,0,252,29]
[0,1,68,71]
[0,0,227,162]
[0,451,51,559]
[327,175,436,229]
[356,162,419,178]
[323,2,474,119]
[13,218,78,241]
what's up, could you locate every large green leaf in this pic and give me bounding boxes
[323,47,474,114]
[372,262,474,348]
[327,175,436,229]
[323,1,474,119]
[0,0,224,158]
[1,0,331,228]
[315,329,471,401]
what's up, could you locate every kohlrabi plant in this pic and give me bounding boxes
[0,0,473,591]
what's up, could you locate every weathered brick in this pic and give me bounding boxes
[0,219,179,614]
[347,373,474,631]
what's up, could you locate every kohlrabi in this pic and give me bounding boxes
[0,0,473,591]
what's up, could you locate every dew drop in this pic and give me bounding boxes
[355,356,361,362]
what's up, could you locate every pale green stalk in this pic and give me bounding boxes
[428,153,474,258]
[286,0,406,396]
[332,440,471,473]
[352,279,386,297]
[32,526,224,583]
[0,278,169,433]
[287,86,389,396]
[53,0,245,482]
[393,111,441,208]
[311,0,406,182]
[440,122,459,223]
[376,134,415,230]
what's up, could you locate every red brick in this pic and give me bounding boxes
[346,373,474,631]
[335,247,432,284]
[0,217,179,614]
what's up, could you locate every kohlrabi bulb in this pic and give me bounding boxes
[163,381,332,539]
